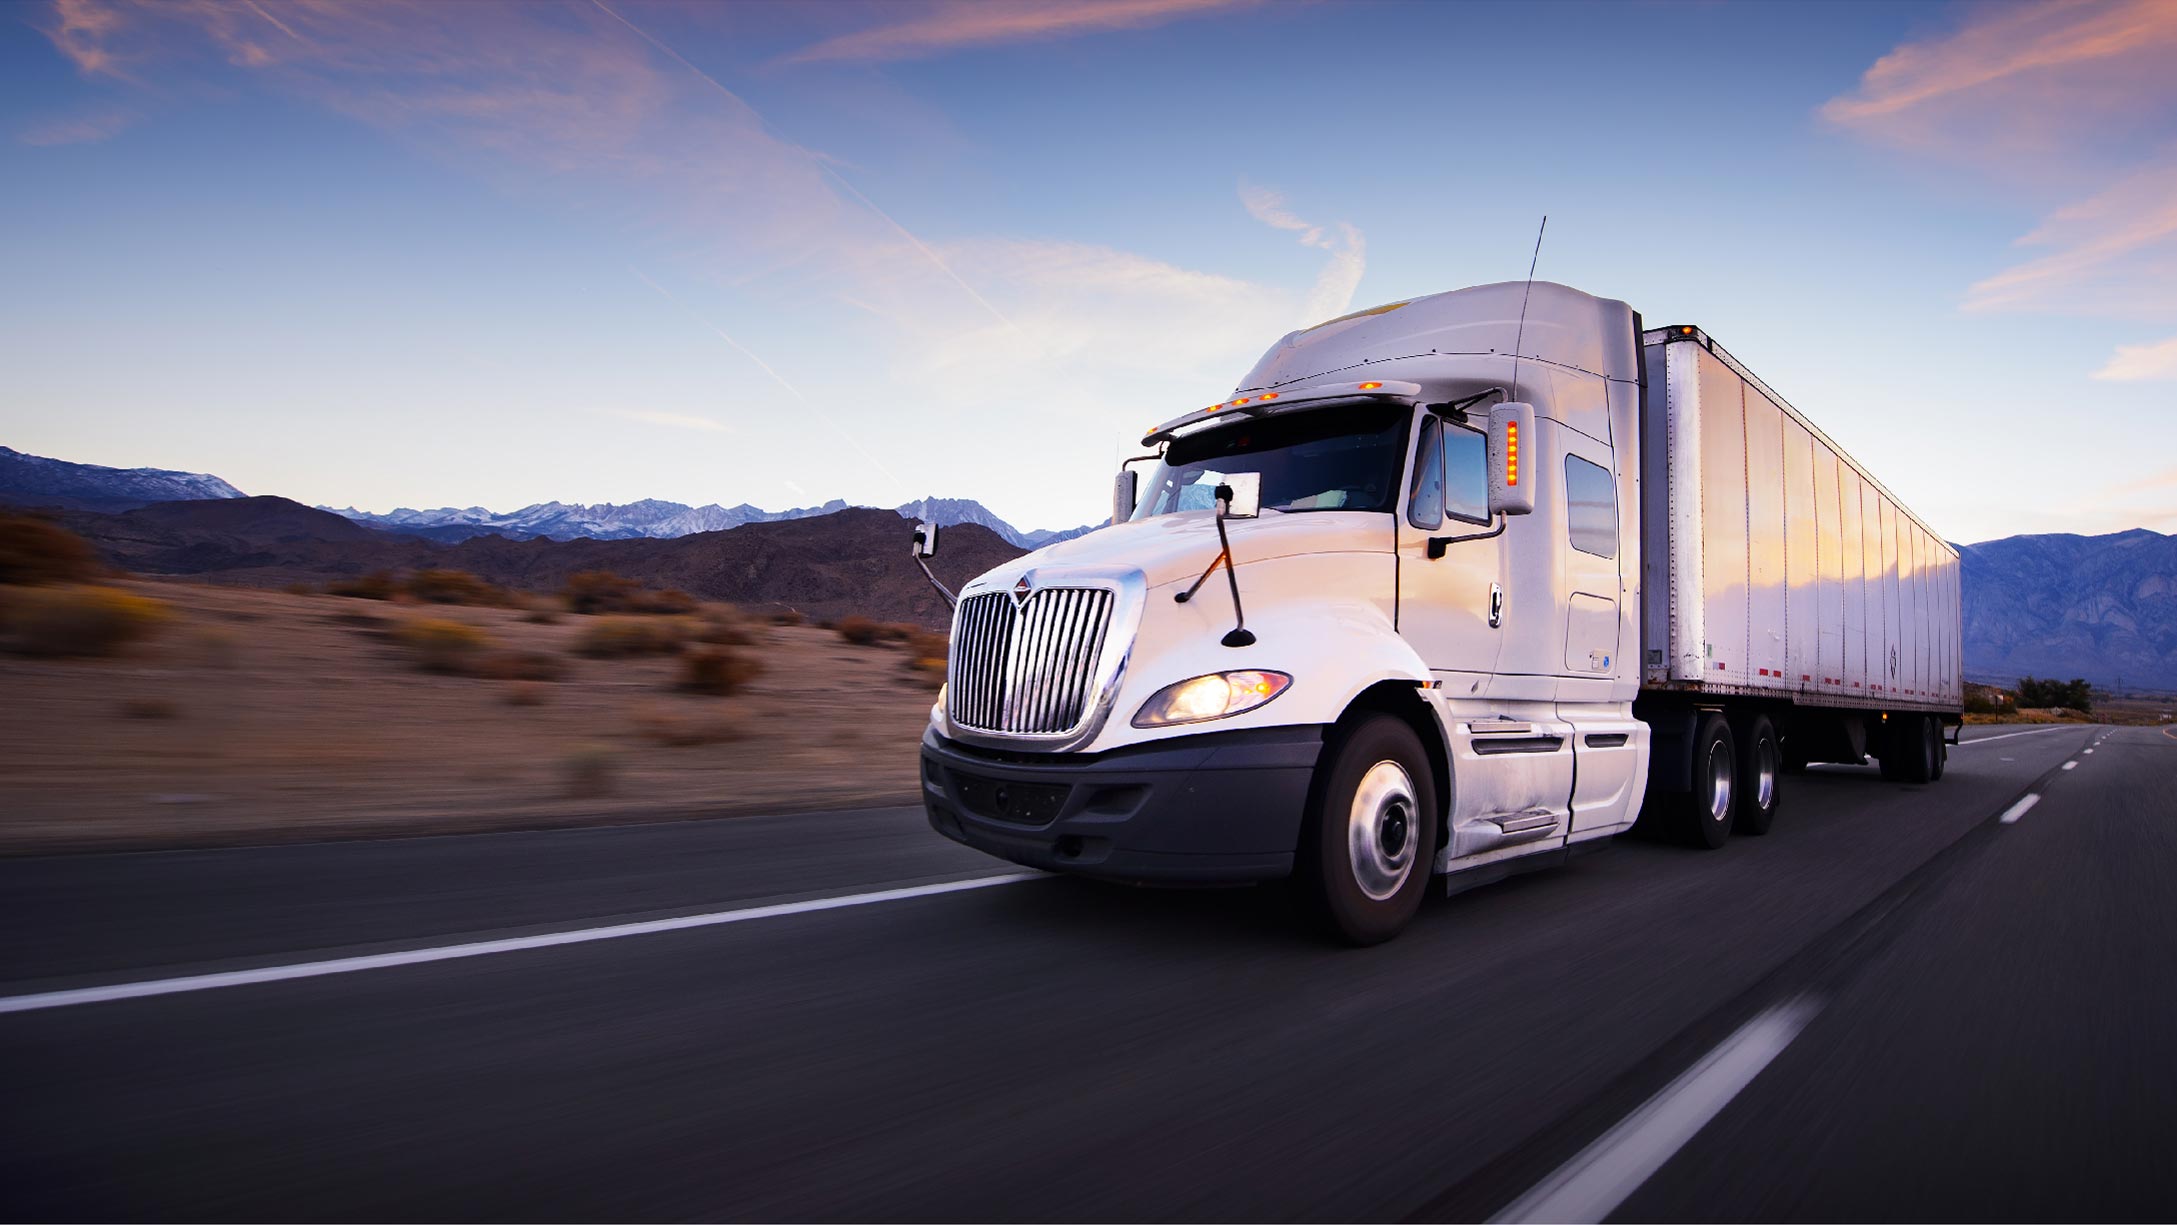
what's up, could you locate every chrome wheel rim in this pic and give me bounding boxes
[1755,736,1778,811]
[1348,760,1418,901]
[1707,742,1734,825]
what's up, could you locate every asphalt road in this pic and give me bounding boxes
[2,723,2171,1221]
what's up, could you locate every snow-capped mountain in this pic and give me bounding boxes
[326,494,1098,549]
[0,445,246,510]
[326,498,851,542]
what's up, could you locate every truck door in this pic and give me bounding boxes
[1396,409,1503,685]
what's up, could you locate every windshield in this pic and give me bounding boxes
[1131,404,1410,520]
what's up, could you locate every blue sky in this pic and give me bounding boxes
[2,0,2173,541]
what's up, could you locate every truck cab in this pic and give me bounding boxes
[918,281,1650,943]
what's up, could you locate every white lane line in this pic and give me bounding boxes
[2063,761,2078,771]
[2084,748,2094,755]
[1490,997,1822,1225]
[1952,727,2074,747]
[2000,795,2041,824]
[0,873,1040,1016]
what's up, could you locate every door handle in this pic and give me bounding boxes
[1489,583,1504,629]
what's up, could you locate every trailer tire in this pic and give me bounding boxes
[1734,715,1782,836]
[1674,714,1737,849]
[1902,715,1941,784]
[1297,714,1436,946]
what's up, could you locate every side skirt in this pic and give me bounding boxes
[1438,835,1613,898]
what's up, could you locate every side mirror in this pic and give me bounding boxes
[1217,471,1262,519]
[1488,402,1536,517]
[911,520,938,558]
[1112,470,1137,525]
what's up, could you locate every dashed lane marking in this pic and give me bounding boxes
[2000,795,2041,824]
[1489,998,1824,1224]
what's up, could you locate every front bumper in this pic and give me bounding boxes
[920,724,1323,883]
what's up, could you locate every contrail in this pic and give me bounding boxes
[590,0,1017,333]
[630,269,913,503]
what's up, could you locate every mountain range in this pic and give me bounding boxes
[323,495,1097,550]
[4,444,2172,690]
[0,445,245,511]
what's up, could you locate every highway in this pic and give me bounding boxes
[3,723,2172,1221]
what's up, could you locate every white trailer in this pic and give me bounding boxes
[912,282,1962,944]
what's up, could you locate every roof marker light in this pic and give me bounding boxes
[1258,392,1279,401]
[1357,381,1383,391]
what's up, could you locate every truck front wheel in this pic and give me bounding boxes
[1298,715,1437,946]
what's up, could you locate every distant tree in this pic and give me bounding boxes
[2017,676,2093,713]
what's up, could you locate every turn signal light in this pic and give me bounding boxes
[1357,381,1383,390]
[1505,420,1520,486]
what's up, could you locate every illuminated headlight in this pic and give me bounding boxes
[1132,670,1291,728]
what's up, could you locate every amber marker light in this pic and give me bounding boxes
[1505,420,1520,486]
[1357,381,1383,391]
[1258,392,1279,401]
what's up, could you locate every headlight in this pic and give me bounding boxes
[1132,670,1291,728]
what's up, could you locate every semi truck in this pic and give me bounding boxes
[912,281,1962,944]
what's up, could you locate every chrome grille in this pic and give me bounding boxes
[947,587,1116,736]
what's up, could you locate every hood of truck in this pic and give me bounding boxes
[962,509,1393,596]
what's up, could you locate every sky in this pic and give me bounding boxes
[1,0,2173,542]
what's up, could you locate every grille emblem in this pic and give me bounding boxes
[1009,572,1034,612]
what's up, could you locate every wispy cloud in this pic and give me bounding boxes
[779,0,1259,66]
[2094,335,2177,382]
[613,409,730,434]
[16,106,132,146]
[1239,180,1366,328]
[1823,0,2177,372]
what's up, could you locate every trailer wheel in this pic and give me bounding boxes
[1930,723,1947,782]
[1673,714,1737,849]
[1902,715,1941,784]
[1734,715,1782,836]
[1297,714,1436,946]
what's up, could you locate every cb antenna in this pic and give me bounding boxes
[1509,214,1547,403]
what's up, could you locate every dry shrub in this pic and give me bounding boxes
[631,704,744,747]
[118,697,179,719]
[678,645,763,695]
[902,628,948,687]
[877,622,918,644]
[768,608,805,627]
[405,568,515,607]
[835,615,883,646]
[503,681,550,707]
[471,649,566,682]
[561,571,691,615]
[2,585,170,657]
[327,571,396,600]
[0,515,104,586]
[392,618,493,674]
[574,616,688,658]
[694,606,756,646]
[562,743,618,797]
[563,570,639,614]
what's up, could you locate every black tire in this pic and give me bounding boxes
[1930,723,1948,781]
[1297,715,1437,946]
[1666,714,1737,849]
[1734,715,1782,836]
[1901,715,1940,783]
[1877,717,1908,781]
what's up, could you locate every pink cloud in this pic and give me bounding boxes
[17,107,132,146]
[779,0,1260,66]
[1822,0,2177,373]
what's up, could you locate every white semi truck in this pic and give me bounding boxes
[913,281,1962,943]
